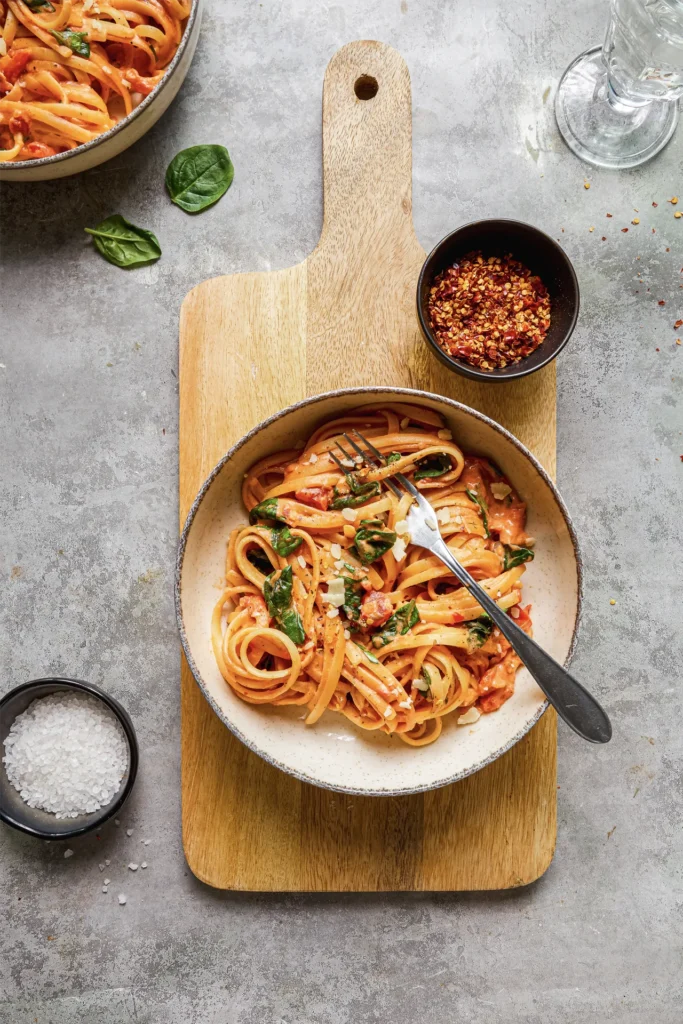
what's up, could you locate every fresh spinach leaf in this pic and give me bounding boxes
[355,643,380,664]
[372,600,420,647]
[271,525,302,556]
[330,471,380,510]
[341,577,363,622]
[24,0,55,10]
[249,498,284,525]
[465,488,490,537]
[165,145,234,213]
[467,617,493,648]
[51,28,90,57]
[420,666,432,698]
[263,566,305,644]
[246,547,273,576]
[84,215,160,269]
[353,522,397,565]
[503,545,534,571]
[386,452,402,464]
[414,453,452,481]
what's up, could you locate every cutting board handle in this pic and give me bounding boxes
[317,40,419,252]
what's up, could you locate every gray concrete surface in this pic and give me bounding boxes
[1,1,682,1021]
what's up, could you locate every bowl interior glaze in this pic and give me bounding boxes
[177,387,581,796]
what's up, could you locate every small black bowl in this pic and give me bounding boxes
[417,219,580,382]
[0,677,138,841]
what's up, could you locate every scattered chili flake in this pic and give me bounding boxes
[427,252,551,370]
[652,228,656,233]
[659,300,666,306]
[656,347,660,352]
[675,320,683,328]
[606,213,613,217]
[601,236,607,241]
[621,228,629,233]
[652,201,658,207]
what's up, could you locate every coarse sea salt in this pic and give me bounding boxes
[2,692,128,819]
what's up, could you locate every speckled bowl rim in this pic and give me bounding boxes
[0,676,139,839]
[175,386,584,797]
[4,0,201,172]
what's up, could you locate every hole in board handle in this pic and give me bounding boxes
[354,75,379,101]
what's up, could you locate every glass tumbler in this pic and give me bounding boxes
[555,0,683,168]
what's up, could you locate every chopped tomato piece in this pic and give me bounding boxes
[478,686,514,713]
[359,590,393,629]
[9,113,30,136]
[1,50,31,84]
[294,486,331,511]
[239,594,270,628]
[477,653,518,695]
[449,611,465,624]
[488,504,527,545]
[124,69,156,96]
[18,142,57,159]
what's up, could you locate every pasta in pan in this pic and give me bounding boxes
[212,403,536,747]
[0,0,191,162]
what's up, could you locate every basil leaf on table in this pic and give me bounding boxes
[263,566,305,645]
[84,215,161,269]
[51,28,90,58]
[165,145,234,213]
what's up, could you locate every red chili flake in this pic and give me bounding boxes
[659,300,666,306]
[653,202,658,207]
[675,320,683,328]
[606,213,613,218]
[652,228,656,233]
[427,252,551,371]
[601,236,607,241]
[666,248,670,252]
[621,228,629,233]
[680,455,683,461]
[656,348,660,352]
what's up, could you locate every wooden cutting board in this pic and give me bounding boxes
[179,40,557,891]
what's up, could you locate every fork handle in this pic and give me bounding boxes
[433,541,612,744]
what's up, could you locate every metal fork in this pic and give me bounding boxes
[332,430,612,744]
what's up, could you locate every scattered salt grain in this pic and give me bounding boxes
[2,692,128,819]
[104,878,110,885]
[63,849,74,859]
[341,507,357,522]
[141,841,150,846]
[126,829,133,836]
[104,858,111,865]
[98,863,105,872]
[141,862,147,869]
[115,820,120,826]
[102,886,108,893]
[118,894,127,905]
[128,863,138,871]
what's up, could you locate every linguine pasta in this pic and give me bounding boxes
[0,0,191,162]
[212,403,535,747]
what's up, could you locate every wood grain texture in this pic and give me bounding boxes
[179,40,557,891]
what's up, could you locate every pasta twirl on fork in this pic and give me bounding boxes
[211,404,536,747]
[0,0,191,162]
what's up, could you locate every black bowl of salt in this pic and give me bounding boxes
[0,677,138,840]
